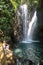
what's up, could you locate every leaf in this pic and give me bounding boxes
[10,0,18,12]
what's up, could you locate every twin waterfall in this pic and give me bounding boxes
[18,4,37,43]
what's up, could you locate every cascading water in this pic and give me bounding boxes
[27,11,37,41]
[20,4,28,40]
[17,4,38,43]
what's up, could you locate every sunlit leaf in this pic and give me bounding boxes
[10,0,18,12]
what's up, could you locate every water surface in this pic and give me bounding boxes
[14,42,43,64]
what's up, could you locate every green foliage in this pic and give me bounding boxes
[0,0,23,41]
[0,0,15,41]
[10,0,18,12]
[10,0,23,12]
[27,0,39,7]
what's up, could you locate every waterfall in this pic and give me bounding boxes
[17,4,38,43]
[20,4,28,40]
[27,11,37,41]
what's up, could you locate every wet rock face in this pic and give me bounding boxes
[40,0,43,8]
[33,9,43,41]
[34,0,43,41]
[13,8,23,42]
[37,9,43,41]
